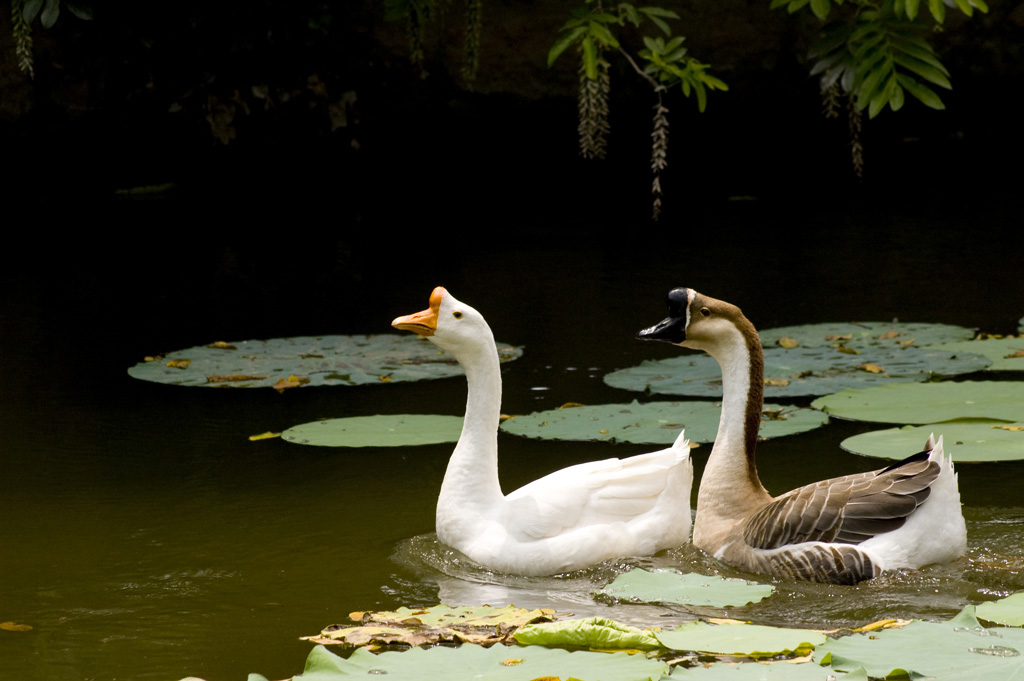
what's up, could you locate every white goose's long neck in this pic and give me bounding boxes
[437,337,504,517]
[694,322,770,543]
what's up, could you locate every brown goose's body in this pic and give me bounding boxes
[638,288,966,585]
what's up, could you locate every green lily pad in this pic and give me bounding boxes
[128,334,522,388]
[605,345,989,399]
[514,617,662,650]
[282,414,464,447]
[655,620,827,658]
[814,606,1024,679]
[758,321,976,349]
[595,568,775,608]
[812,381,1024,424]
[498,400,827,444]
[841,423,1024,462]
[680,663,868,679]
[931,337,1024,372]
[977,592,1024,626]
[295,642,670,681]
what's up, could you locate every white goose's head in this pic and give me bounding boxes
[392,286,494,357]
[637,287,756,355]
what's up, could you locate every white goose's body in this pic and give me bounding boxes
[638,288,966,584]
[393,287,693,576]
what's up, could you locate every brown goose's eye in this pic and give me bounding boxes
[700,307,711,317]
[453,311,463,319]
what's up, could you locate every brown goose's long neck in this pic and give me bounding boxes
[694,316,770,544]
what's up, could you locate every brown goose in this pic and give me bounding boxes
[637,287,966,584]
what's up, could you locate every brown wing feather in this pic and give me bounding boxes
[744,450,939,550]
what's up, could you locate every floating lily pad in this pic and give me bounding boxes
[498,400,827,445]
[295,641,670,681]
[812,381,1024,424]
[128,335,522,388]
[682,663,868,679]
[841,423,1024,462]
[758,321,975,349]
[606,345,989,399]
[977,592,1024,626]
[303,605,558,648]
[655,620,827,658]
[931,337,1024,372]
[514,617,661,650]
[814,606,1024,679]
[282,414,464,447]
[595,568,775,608]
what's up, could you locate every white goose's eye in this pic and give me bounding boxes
[453,311,463,319]
[700,307,711,317]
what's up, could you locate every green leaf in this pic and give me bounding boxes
[596,568,775,608]
[22,0,44,23]
[897,73,946,109]
[812,381,1024,424]
[499,400,827,444]
[127,334,522,388]
[814,606,1024,679]
[655,620,827,658]
[514,616,662,650]
[840,423,1024,462]
[295,642,670,681]
[548,26,587,67]
[588,20,619,48]
[810,0,832,20]
[893,53,952,88]
[582,36,598,79]
[282,414,465,448]
[928,0,946,22]
[40,0,59,28]
[977,592,1024,626]
[930,337,1024,371]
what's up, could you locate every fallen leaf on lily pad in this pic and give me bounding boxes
[499,400,827,445]
[840,423,1024,462]
[128,335,522,388]
[0,621,33,631]
[595,568,775,608]
[303,605,560,649]
[283,414,464,447]
[758,322,974,349]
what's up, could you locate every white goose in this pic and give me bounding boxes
[392,286,693,576]
[637,287,967,584]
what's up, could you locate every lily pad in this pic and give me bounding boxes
[814,606,1024,679]
[295,641,670,681]
[977,592,1024,626]
[128,334,522,388]
[605,345,989,399]
[758,321,975,349]
[596,568,775,608]
[303,605,558,648]
[655,620,827,658]
[513,617,661,650]
[931,337,1024,372]
[841,423,1024,462]
[498,400,827,445]
[282,414,464,447]
[681,663,868,679]
[812,381,1024,424]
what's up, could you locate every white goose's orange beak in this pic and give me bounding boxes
[391,286,446,336]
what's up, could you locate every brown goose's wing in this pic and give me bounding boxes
[743,450,940,550]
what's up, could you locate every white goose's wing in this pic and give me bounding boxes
[502,434,691,541]
[742,448,939,550]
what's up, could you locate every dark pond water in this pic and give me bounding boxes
[1,191,1022,681]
